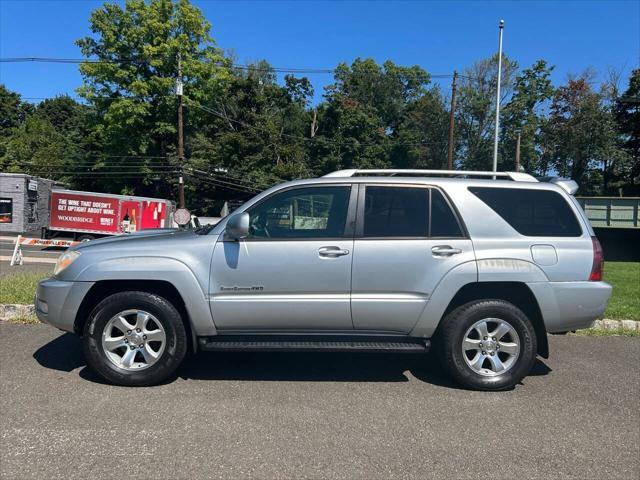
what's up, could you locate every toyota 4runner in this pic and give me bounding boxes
[35,169,612,390]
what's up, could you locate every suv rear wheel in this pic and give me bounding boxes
[81,291,187,386]
[436,299,537,391]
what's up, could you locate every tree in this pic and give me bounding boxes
[310,58,433,173]
[185,61,313,211]
[456,53,518,170]
[390,87,449,169]
[76,0,229,197]
[542,73,628,194]
[500,60,555,174]
[0,85,33,160]
[615,69,640,195]
[2,116,75,181]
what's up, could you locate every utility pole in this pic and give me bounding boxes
[447,71,458,170]
[176,53,185,209]
[515,131,521,172]
[492,19,505,173]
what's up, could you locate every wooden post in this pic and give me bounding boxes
[515,131,521,172]
[447,71,458,170]
[177,53,186,209]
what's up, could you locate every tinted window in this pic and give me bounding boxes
[431,189,464,237]
[0,198,12,224]
[363,187,429,237]
[469,187,582,237]
[248,186,350,239]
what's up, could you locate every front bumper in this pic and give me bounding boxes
[35,278,95,333]
[527,281,613,333]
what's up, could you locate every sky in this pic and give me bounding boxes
[0,0,638,104]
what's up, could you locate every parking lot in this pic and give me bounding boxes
[0,323,638,479]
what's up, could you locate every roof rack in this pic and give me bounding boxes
[323,169,538,182]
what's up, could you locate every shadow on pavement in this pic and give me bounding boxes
[33,332,85,372]
[33,332,551,388]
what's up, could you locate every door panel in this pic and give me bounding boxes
[351,238,474,332]
[209,184,356,331]
[351,184,474,333]
[210,239,354,330]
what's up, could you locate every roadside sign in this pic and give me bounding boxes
[174,208,191,226]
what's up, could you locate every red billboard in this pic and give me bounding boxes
[49,191,171,235]
[50,192,120,233]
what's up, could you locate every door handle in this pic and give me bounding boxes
[432,245,462,257]
[318,246,350,257]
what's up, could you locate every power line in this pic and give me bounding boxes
[184,167,265,193]
[185,96,446,148]
[0,56,464,78]
[183,171,258,194]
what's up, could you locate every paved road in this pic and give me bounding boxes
[0,323,638,479]
[0,237,58,276]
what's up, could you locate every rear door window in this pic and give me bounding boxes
[361,186,464,238]
[363,186,429,237]
[431,189,465,238]
[468,187,582,237]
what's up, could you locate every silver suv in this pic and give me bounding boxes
[35,169,612,390]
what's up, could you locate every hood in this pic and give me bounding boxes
[73,229,196,252]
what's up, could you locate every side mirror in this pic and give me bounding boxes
[225,212,250,240]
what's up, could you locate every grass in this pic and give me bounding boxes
[602,261,640,320]
[573,327,640,337]
[1,316,39,325]
[0,272,50,305]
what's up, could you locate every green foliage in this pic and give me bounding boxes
[500,60,555,173]
[456,53,518,170]
[541,73,629,195]
[75,0,229,199]
[0,86,34,159]
[615,69,640,195]
[2,116,75,181]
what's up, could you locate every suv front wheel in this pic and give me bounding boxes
[436,299,537,391]
[82,291,188,386]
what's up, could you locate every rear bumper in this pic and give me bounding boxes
[35,279,94,333]
[527,281,613,333]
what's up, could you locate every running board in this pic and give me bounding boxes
[198,336,430,353]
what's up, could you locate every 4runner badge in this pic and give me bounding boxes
[220,285,264,292]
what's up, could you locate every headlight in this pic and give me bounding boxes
[53,250,81,276]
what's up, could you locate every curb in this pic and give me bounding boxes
[0,303,639,329]
[0,304,36,320]
[592,319,640,331]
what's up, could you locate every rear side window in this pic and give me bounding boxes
[469,187,582,237]
[361,186,464,238]
[363,186,429,237]
[431,189,464,237]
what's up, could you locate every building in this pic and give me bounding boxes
[0,173,63,235]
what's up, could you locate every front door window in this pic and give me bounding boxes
[248,186,351,239]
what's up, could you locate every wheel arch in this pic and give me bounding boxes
[73,280,198,352]
[437,282,549,358]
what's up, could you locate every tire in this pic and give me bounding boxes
[436,299,537,391]
[81,291,187,386]
[77,234,95,242]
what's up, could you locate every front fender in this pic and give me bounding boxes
[74,256,216,336]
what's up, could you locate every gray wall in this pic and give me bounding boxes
[0,174,55,235]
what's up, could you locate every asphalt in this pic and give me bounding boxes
[0,237,58,277]
[0,323,638,479]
